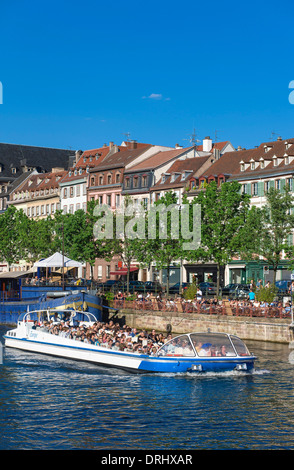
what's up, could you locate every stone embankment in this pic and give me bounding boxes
[110,307,294,345]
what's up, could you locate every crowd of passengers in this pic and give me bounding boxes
[33,319,172,355]
[113,290,292,316]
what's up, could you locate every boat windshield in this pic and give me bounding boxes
[190,333,236,357]
[157,334,195,357]
[230,335,250,356]
[156,333,250,358]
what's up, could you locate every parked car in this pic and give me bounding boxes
[124,280,146,293]
[199,282,218,296]
[275,280,291,294]
[221,283,250,297]
[168,282,190,294]
[143,281,163,293]
[96,280,125,291]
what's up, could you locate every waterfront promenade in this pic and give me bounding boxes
[112,296,291,320]
[108,296,293,345]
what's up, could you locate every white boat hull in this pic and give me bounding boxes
[4,320,257,374]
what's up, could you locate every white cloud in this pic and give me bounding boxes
[149,93,162,100]
[142,93,170,101]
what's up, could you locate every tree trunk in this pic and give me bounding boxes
[90,264,94,290]
[127,264,130,295]
[273,266,277,286]
[166,265,170,296]
[216,263,220,298]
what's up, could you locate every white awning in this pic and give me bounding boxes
[34,252,83,268]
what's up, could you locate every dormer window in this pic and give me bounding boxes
[273,156,278,167]
[250,160,255,170]
[260,159,265,169]
[285,156,289,165]
[79,168,83,175]
[264,145,272,153]
[240,162,245,172]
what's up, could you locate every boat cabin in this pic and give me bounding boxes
[157,333,251,358]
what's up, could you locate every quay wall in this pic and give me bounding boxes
[111,308,294,344]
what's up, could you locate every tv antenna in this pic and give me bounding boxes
[123,132,131,142]
[184,128,201,148]
[214,130,221,144]
[269,131,279,141]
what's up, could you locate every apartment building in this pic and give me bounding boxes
[0,142,74,213]
[8,168,66,218]
[186,136,294,285]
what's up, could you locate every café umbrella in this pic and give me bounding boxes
[34,252,83,287]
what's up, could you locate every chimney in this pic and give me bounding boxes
[237,146,242,151]
[277,136,282,141]
[109,141,114,150]
[203,136,212,152]
[129,140,137,149]
[75,150,83,164]
[175,143,183,149]
[213,148,220,160]
[52,167,64,173]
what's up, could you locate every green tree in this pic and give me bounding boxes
[185,180,250,295]
[25,216,55,263]
[0,206,30,265]
[239,186,294,285]
[136,192,185,295]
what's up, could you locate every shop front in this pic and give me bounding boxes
[227,260,293,285]
[184,263,224,285]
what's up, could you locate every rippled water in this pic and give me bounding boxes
[1,325,294,450]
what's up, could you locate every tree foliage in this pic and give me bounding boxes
[238,186,294,284]
[184,180,250,294]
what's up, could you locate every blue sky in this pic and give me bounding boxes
[1,0,294,152]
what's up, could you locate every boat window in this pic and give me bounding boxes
[190,333,236,357]
[157,334,195,357]
[230,336,250,356]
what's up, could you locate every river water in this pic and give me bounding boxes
[1,324,294,451]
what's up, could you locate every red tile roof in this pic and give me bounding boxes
[197,137,294,180]
[125,147,193,172]
[152,155,213,190]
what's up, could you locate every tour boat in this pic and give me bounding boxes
[3,309,257,373]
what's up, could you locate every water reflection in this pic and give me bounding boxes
[1,327,294,449]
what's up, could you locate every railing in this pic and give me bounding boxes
[0,290,20,301]
[112,298,291,319]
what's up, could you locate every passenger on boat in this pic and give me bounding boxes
[217,345,227,357]
[198,344,212,357]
